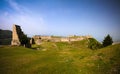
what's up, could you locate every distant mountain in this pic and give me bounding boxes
[0,29,12,45]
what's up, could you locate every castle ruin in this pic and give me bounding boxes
[11,25,24,46]
[11,24,92,46]
[32,35,92,45]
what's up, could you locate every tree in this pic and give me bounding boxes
[102,34,113,47]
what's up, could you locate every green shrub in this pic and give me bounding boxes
[88,38,103,50]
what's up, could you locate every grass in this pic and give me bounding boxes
[0,40,120,74]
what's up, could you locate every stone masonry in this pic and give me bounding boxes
[11,24,93,46]
[33,35,93,45]
[11,24,24,46]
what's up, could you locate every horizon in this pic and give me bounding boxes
[0,0,120,42]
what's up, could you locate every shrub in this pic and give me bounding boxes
[88,38,103,50]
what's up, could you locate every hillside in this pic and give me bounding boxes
[0,39,120,74]
[0,29,12,45]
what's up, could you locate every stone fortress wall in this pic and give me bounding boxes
[32,35,92,45]
[11,24,93,45]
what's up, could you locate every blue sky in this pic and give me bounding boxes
[0,0,120,42]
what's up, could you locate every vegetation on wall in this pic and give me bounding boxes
[20,35,31,48]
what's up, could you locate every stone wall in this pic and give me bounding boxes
[33,35,93,45]
[11,24,24,46]
[32,36,41,45]
[10,24,93,46]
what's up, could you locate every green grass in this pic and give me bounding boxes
[0,40,120,74]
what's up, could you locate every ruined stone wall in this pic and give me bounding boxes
[11,25,24,46]
[51,38,61,42]
[32,35,93,45]
[61,37,70,42]
[33,36,41,45]
[41,36,52,40]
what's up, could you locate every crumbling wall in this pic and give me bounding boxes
[11,25,24,46]
[32,35,93,45]
[11,24,31,48]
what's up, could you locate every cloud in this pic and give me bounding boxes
[7,0,24,14]
[0,0,46,36]
[8,0,20,10]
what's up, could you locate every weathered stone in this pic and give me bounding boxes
[32,35,93,45]
[11,24,23,46]
[30,38,35,44]
[35,39,41,45]
[11,24,31,48]
[33,36,42,45]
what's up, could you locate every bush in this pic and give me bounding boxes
[88,38,103,50]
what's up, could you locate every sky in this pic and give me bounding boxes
[0,0,120,42]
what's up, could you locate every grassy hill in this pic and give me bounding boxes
[0,39,120,74]
[0,29,12,45]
